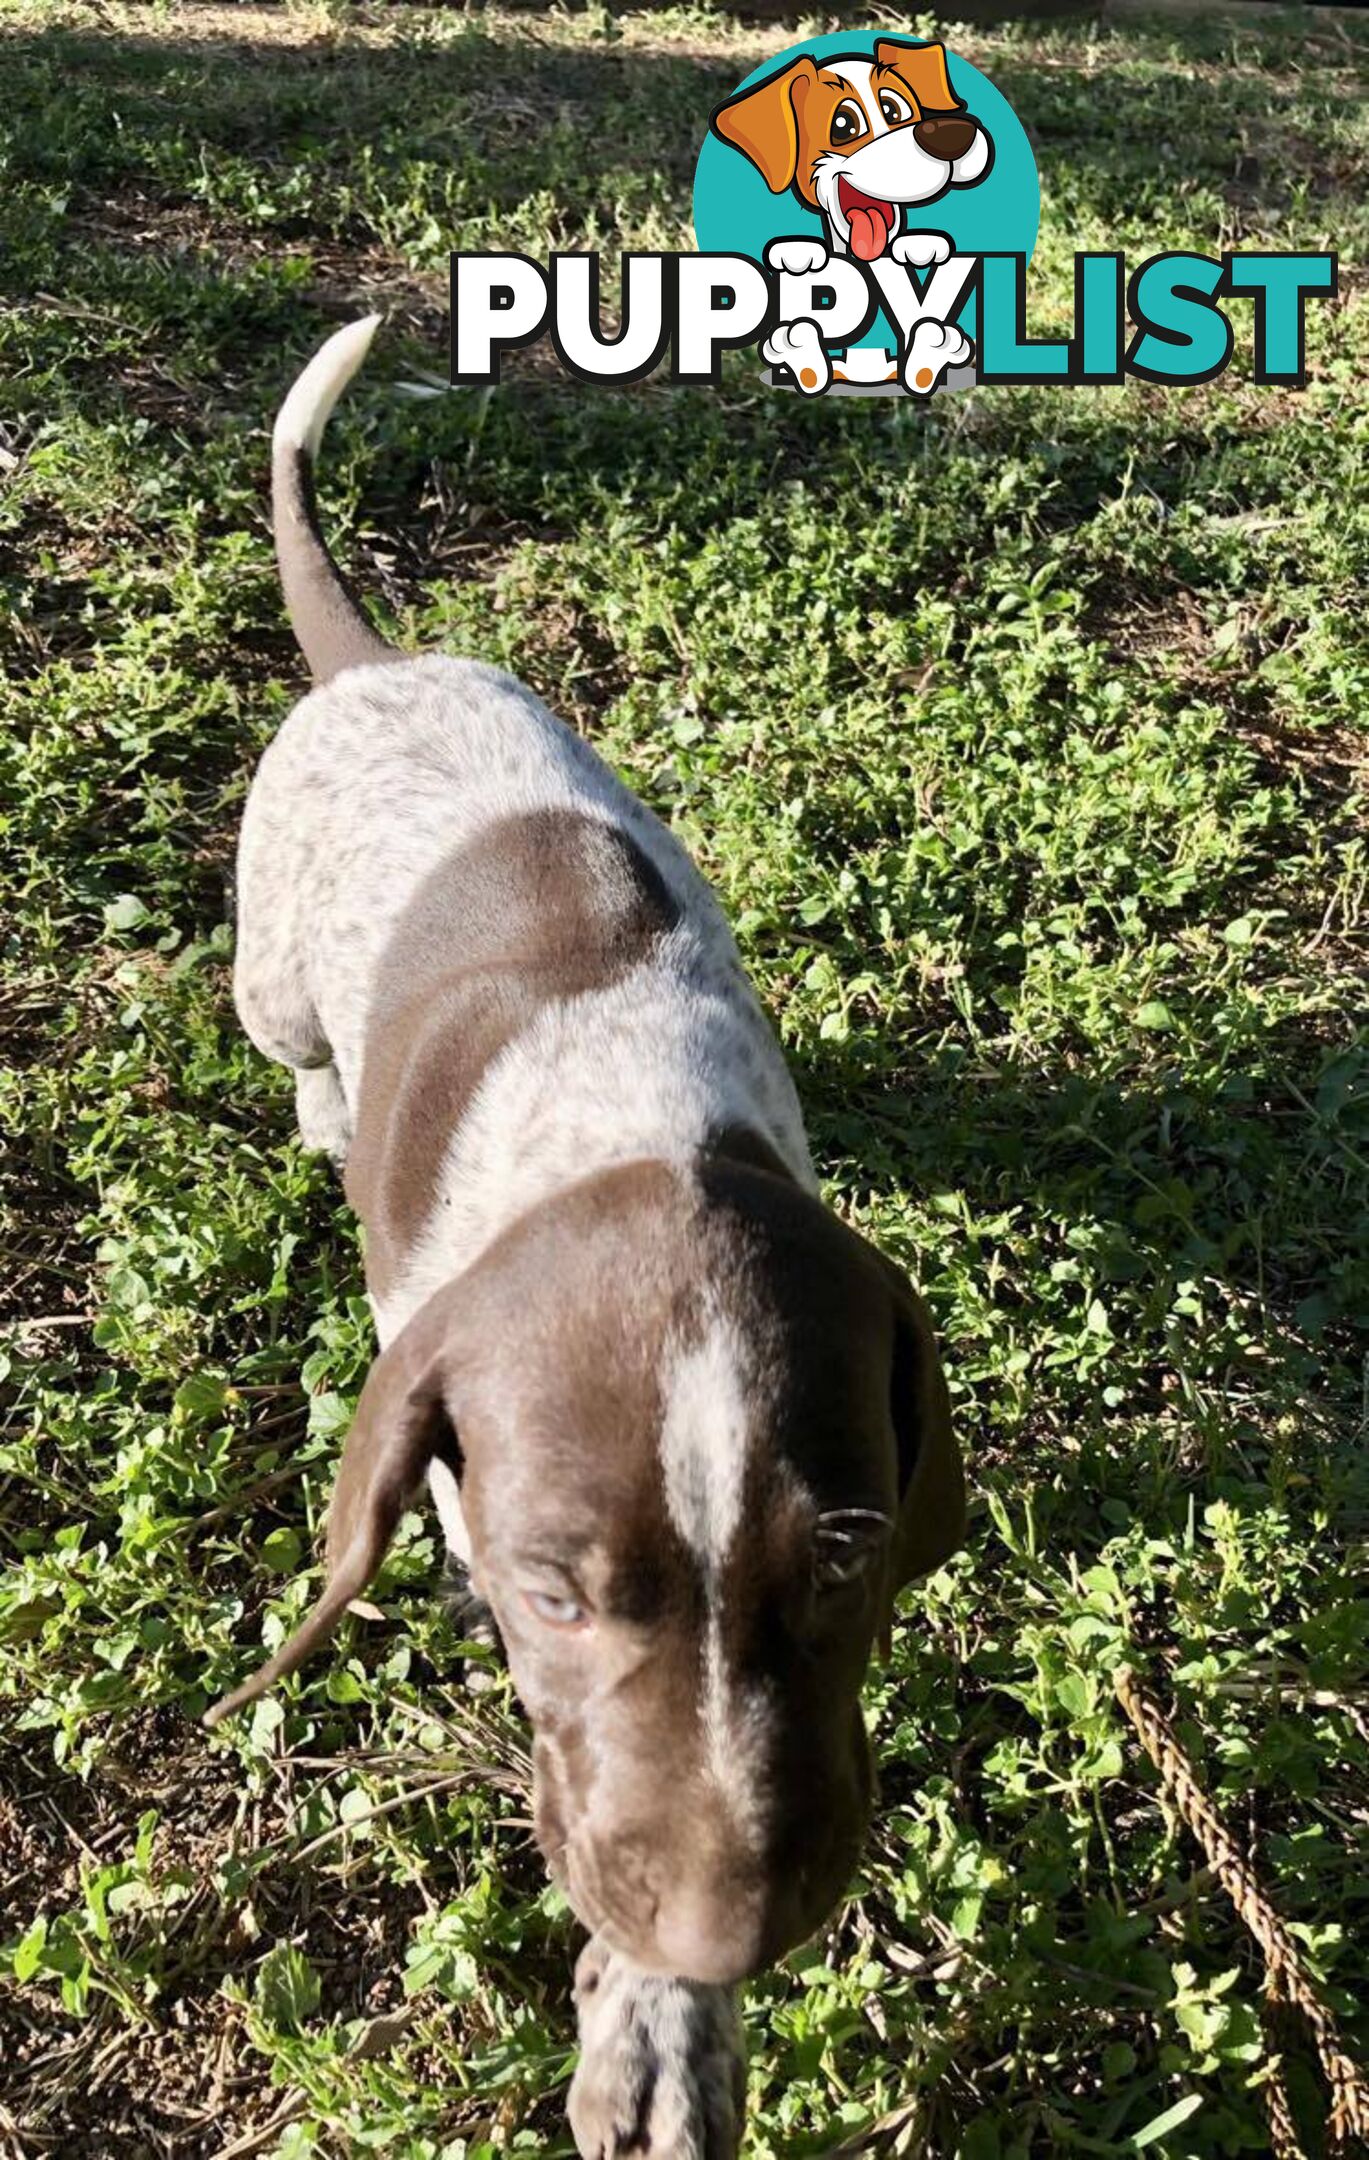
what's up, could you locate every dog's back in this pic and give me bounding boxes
[237,646,661,1093]
[233,322,812,1346]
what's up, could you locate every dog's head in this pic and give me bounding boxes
[712,39,992,261]
[207,1156,962,1985]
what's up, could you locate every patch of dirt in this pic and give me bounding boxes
[0,1706,547,2157]
[0,1730,251,2155]
[1082,579,1212,679]
[81,191,446,344]
[34,194,446,444]
[1237,709,1368,794]
[1081,581,1367,813]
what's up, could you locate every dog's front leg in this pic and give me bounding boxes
[761,238,833,396]
[294,1061,351,1163]
[899,313,973,396]
[886,234,974,395]
[569,1935,746,2159]
[891,230,953,273]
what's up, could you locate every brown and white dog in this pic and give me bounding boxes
[712,38,991,394]
[204,319,965,2157]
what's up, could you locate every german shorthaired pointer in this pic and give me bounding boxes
[204,318,965,2158]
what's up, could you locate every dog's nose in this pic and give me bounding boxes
[913,114,978,162]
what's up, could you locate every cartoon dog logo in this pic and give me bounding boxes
[710,38,993,394]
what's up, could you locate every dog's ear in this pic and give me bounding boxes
[202,1289,463,1729]
[875,39,962,116]
[875,1254,963,1637]
[711,57,817,193]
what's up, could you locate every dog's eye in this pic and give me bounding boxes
[813,1508,892,1591]
[815,1544,872,1590]
[829,101,866,146]
[523,1588,588,1629]
[879,89,913,125]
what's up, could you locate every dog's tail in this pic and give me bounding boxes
[272,315,398,684]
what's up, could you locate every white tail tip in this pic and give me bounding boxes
[273,314,383,459]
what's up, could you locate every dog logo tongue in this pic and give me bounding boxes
[848,203,889,260]
[839,184,896,261]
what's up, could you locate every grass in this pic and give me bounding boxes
[1,2,1366,2154]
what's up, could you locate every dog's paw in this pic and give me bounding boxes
[569,1939,746,2159]
[765,237,828,276]
[891,230,953,271]
[901,316,974,396]
[762,319,830,396]
[439,1554,504,1691]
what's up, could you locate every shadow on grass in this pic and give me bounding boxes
[795,1012,1368,1405]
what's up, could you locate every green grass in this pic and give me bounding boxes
[1,3,1366,2154]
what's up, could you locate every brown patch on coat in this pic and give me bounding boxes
[344,810,680,1299]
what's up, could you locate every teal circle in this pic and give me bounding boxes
[693,32,1038,353]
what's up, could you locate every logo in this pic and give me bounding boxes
[449,30,1336,397]
[695,33,1035,396]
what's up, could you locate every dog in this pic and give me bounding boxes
[204,318,965,2156]
[711,38,991,394]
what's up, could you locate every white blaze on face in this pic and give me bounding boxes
[659,1315,765,1826]
[829,60,883,132]
[814,62,879,257]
